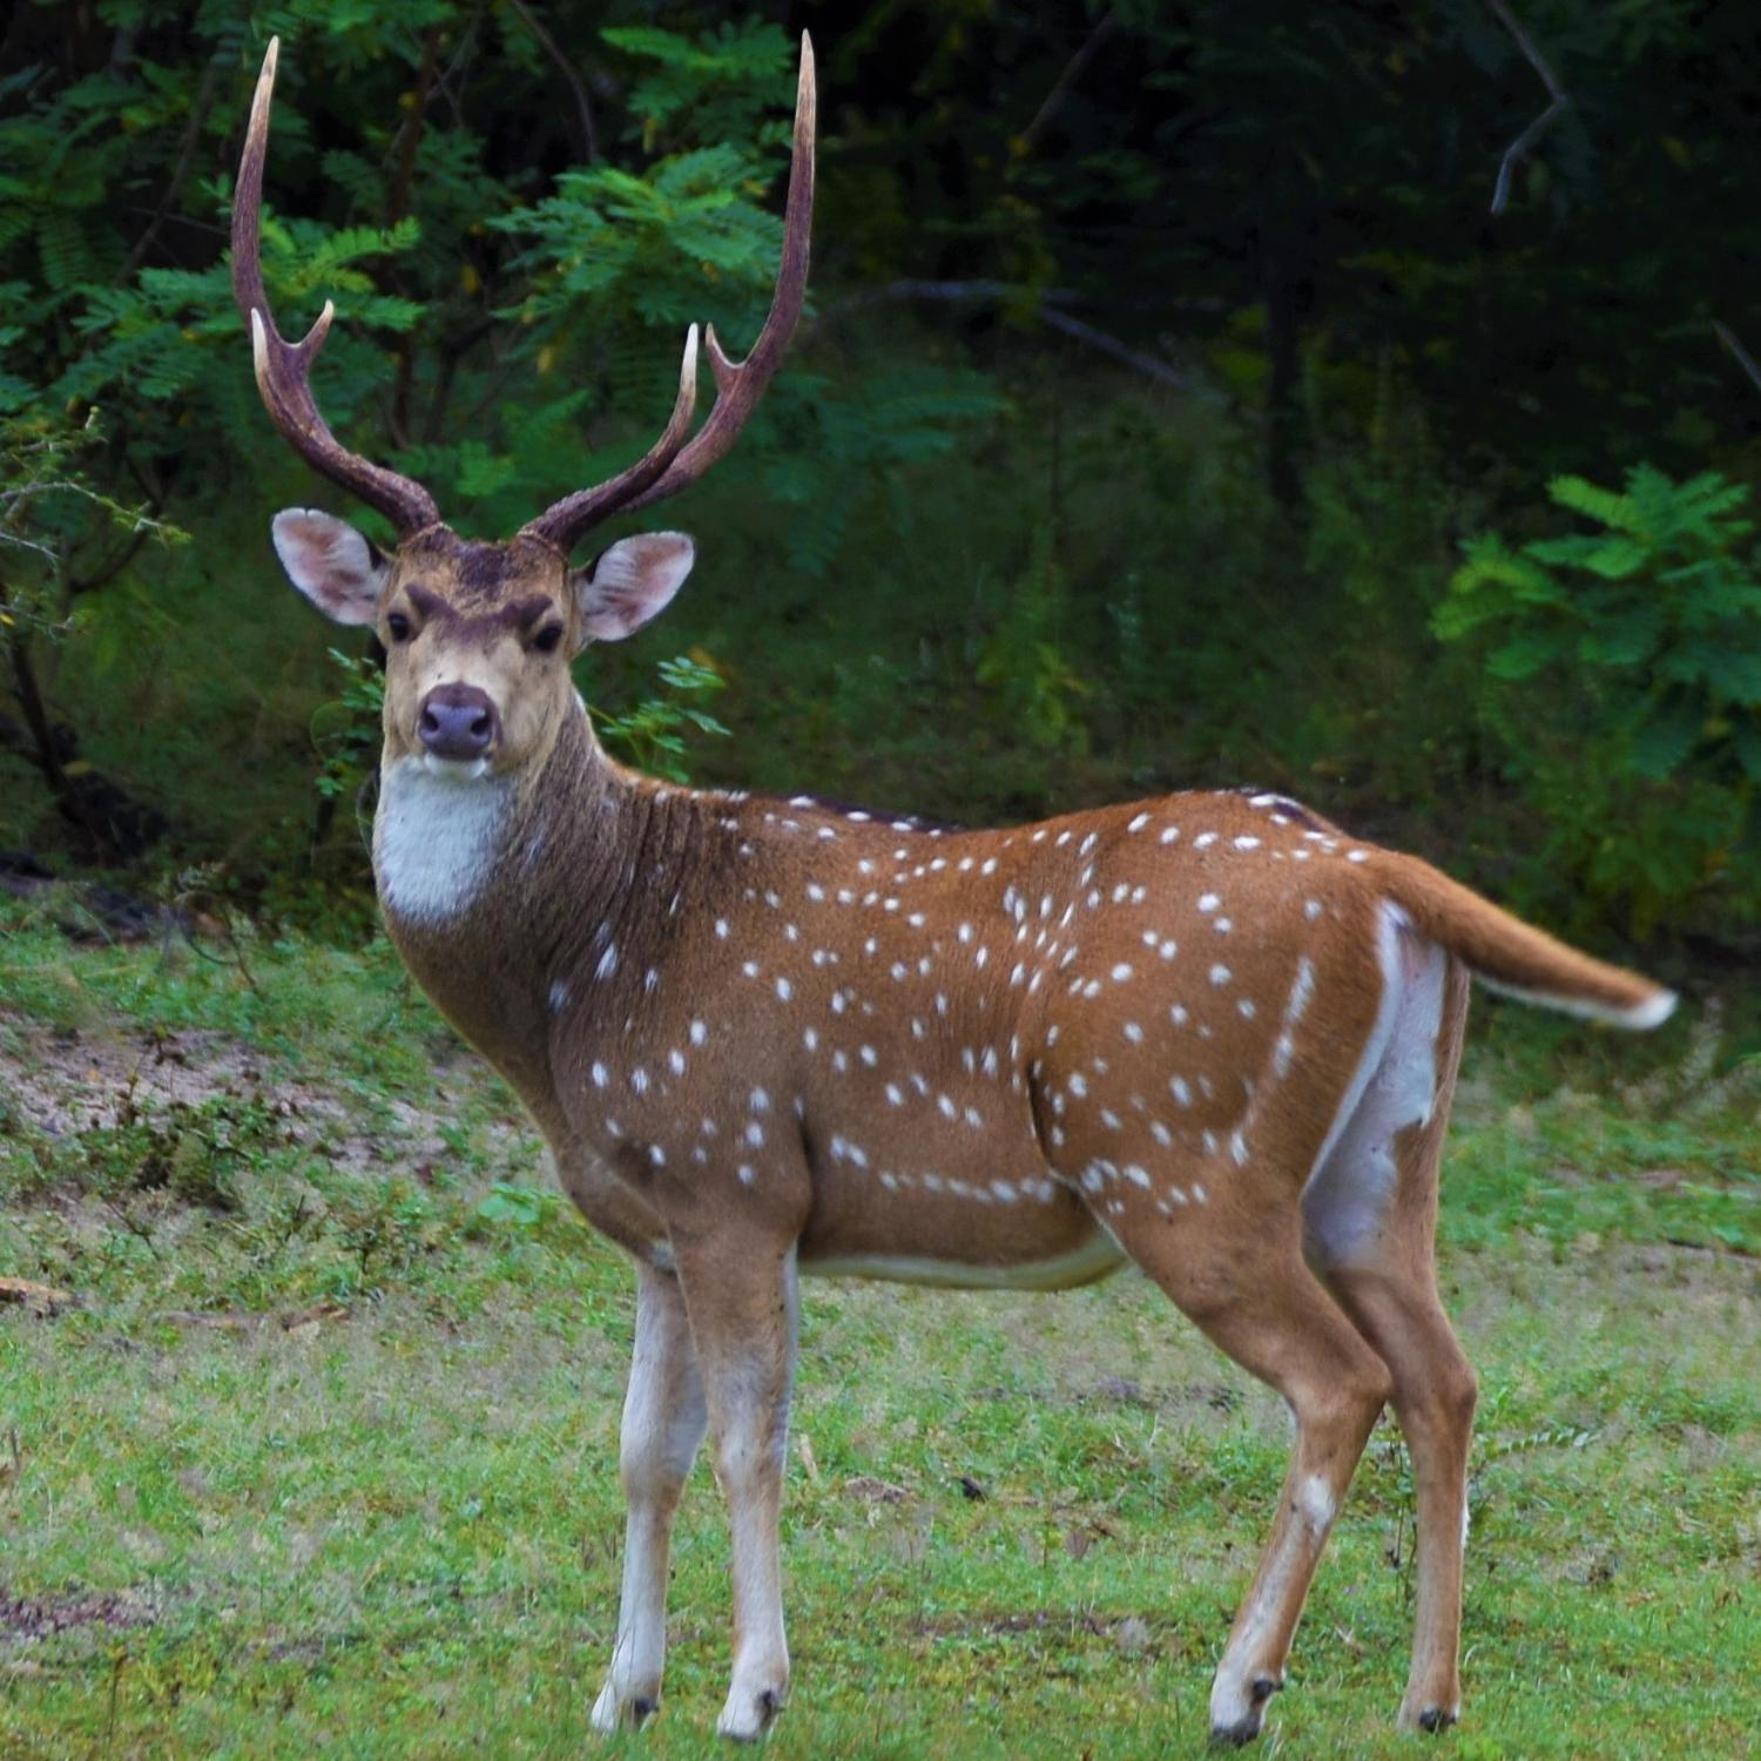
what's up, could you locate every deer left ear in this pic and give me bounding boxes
[573,532,695,644]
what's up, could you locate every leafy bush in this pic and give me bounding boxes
[1436,467,1761,934]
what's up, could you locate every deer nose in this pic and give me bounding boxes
[418,683,498,762]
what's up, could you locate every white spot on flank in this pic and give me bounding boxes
[596,944,619,981]
[590,1062,608,1088]
[1210,964,1232,986]
[1198,893,1220,913]
[1128,812,1150,833]
[690,1019,708,1045]
[548,980,569,1013]
[738,1164,756,1185]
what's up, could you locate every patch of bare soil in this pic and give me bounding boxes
[0,1587,156,1642]
[0,1014,464,1175]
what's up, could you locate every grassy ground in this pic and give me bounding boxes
[0,903,1757,1759]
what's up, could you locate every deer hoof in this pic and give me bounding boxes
[590,1682,659,1735]
[716,1683,785,1743]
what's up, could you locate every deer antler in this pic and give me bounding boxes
[522,33,817,551]
[233,38,441,536]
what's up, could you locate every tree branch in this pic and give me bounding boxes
[1486,0,1569,216]
[505,0,598,163]
[1713,321,1761,398]
[815,281,1188,390]
[123,51,224,276]
[1017,10,1118,158]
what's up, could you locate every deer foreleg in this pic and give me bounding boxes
[674,1232,801,1743]
[592,1261,707,1734]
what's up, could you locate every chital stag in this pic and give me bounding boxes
[236,36,1676,1744]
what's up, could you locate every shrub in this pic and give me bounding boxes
[1436,466,1761,935]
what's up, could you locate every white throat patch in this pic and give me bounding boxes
[375,755,513,925]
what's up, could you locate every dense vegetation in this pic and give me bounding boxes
[2,0,1759,965]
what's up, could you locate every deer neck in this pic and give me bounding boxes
[375,703,692,1116]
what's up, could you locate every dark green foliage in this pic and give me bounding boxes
[1,0,1759,959]
[1438,467,1761,932]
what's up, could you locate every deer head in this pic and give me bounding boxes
[236,36,814,781]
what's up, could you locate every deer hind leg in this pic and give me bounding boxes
[671,1227,801,1743]
[1304,953,1477,1734]
[592,1261,708,1734]
[1130,1197,1393,1744]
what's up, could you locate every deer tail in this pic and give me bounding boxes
[1368,853,1677,1029]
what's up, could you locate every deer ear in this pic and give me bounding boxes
[272,508,389,626]
[573,532,695,644]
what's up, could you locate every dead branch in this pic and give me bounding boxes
[1018,11,1119,158]
[1486,0,1569,216]
[1713,321,1761,397]
[816,280,1189,390]
[505,0,598,162]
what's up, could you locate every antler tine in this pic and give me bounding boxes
[522,325,701,552]
[521,35,817,551]
[233,38,440,535]
[622,33,816,516]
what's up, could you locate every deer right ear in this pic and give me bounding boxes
[271,509,389,626]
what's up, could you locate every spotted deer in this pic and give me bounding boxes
[236,34,1676,1745]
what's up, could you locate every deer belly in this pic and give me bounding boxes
[797,1179,1124,1291]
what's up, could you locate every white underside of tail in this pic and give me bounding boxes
[1469,972,1677,1030]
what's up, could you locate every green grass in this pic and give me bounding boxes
[1,906,1758,1758]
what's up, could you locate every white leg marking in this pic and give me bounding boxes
[592,1266,706,1735]
[714,1248,799,1742]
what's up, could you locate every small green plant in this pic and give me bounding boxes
[473,1181,559,1229]
[313,646,386,803]
[1436,466,1761,934]
[976,526,1090,753]
[592,653,729,781]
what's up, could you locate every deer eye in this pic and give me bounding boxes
[386,611,412,643]
[532,624,565,655]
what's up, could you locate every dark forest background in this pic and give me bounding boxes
[4,0,1761,966]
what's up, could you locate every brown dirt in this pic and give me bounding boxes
[0,1012,478,1176]
[0,1587,157,1642]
